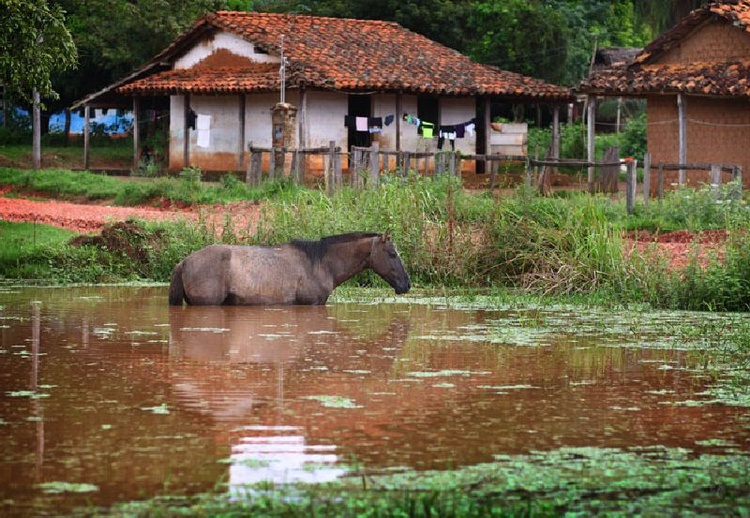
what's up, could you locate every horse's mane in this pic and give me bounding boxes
[289,232,380,263]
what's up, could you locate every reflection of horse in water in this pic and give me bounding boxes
[168,304,410,421]
[169,304,408,368]
[169,232,411,306]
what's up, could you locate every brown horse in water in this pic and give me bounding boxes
[168,231,411,305]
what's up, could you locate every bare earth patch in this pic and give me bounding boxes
[0,190,261,236]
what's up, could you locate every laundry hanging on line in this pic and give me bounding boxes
[344,115,387,133]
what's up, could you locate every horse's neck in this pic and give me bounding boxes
[323,239,372,287]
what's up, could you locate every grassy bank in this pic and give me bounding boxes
[1,167,750,310]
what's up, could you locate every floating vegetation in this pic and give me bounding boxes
[302,396,362,409]
[140,403,170,415]
[37,482,99,494]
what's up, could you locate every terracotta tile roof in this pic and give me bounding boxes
[116,11,572,101]
[119,63,280,95]
[579,61,750,98]
[577,1,750,98]
[635,0,750,65]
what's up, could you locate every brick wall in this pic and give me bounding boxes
[645,20,750,189]
[647,95,750,189]
[658,21,750,64]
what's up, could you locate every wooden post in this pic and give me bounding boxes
[525,157,532,187]
[334,145,342,188]
[183,94,190,169]
[483,98,491,175]
[132,96,141,170]
[245,141,254,185]
[83,104,90,171]
[396,92,402,153]
[291,149,300,183]
[711,164,721,193]
[269,148,276,180]
[677,93,687,185]
[642,153,651,207]
[238,94,246,172]
[657,162,664,200]
[298,87,307,178]
[551,104,560,179]
[369,142,379,187]
[586,96,596,193]
[326,140,336,194]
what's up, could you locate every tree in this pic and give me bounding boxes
[0,0,77,103]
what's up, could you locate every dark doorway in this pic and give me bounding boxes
[347,94,372,150]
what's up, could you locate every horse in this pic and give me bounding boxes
[168,231,411,306]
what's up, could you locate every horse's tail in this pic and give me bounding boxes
[168,261,185,306]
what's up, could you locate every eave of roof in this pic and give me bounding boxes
[118,63,281,95]
[578,61,750,98]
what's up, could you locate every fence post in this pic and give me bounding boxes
[525,157,532,187]
[351,147,360,188]
[334,146,342,188]
[291,149,301,183]
[642,153,651,208]
[245,141,254,185]
[449,151,457,178]
[369,142,379,188]
[625,160,634,214]
[657,163,664,201]
[710,164,721,196]
[734,166,743,199]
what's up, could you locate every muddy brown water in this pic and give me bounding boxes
[1,286,748,515]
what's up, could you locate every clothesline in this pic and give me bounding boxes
[345,113,477,150]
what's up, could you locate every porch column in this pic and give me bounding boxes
[395,92,402,152]
[677,93,687,184]
[183,93,190,169]
[586,96,596,192]
[132,96,140,170]
[551,104,561,177]
[484,97,491,173]
[551,104,560,160]
[298,87,307,177]
[237,94,245,172]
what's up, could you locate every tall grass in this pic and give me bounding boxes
[2,170,750,311]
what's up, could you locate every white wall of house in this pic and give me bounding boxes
[175,32,278,69]
[440,97,477,155]
[168,91,479,172]
[303,90,349,148]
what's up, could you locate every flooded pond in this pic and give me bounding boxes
[1,286,749,515]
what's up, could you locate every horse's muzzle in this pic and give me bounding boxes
[394,279,411,294]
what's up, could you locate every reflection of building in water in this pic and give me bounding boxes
[229,425,345,491]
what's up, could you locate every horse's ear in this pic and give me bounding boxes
[382,229,392,241]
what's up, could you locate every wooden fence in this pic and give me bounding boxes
[247,143,742,214]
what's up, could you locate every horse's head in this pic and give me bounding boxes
[369,230,411,295]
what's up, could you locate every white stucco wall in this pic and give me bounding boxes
[175,32,279,69]
[169,91,479,172]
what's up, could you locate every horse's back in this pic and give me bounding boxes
[178,244,307,305]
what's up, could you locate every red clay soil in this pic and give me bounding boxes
[624,229,727,271]
[0,189,261,235]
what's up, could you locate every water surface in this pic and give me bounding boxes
[1,286,748,515]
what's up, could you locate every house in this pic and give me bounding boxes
[577,0,750,188]
[72,11,572,174]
